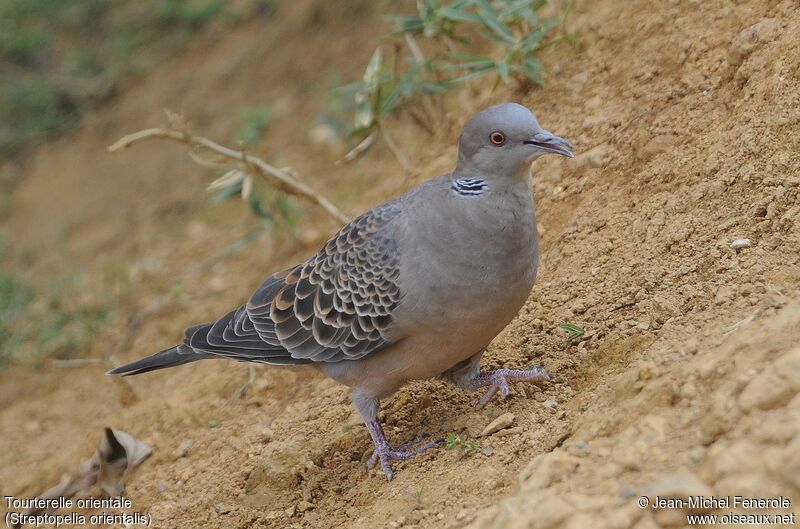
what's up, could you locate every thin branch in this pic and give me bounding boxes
[108,128,351,225]
[379,125,413,173]
[337,130,378,166]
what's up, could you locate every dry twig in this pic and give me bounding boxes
[108,122,351,225]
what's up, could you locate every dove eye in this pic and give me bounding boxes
[489,131,506,146]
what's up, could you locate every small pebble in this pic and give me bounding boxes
[173,440,193,459]
[543,398,558,409]
[260,427,274,442]
[482,445,495,457]
[214,503,235,515]
[730,238,752,249]
[264,510,286,520]
[481,412,516,436]
[494,426,524,438]
[297,500,314,512]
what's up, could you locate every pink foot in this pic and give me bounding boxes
[365,421,442,481]
[468,366,553,408]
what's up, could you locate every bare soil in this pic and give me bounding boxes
[1,0,799,528]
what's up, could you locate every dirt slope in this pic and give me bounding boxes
[2,0,799,528]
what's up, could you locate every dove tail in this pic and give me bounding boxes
[107,344,208,376]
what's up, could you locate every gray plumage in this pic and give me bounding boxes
[109,102,574,480]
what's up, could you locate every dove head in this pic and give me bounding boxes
[456,103,573,178]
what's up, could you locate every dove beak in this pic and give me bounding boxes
[524,130,574,158]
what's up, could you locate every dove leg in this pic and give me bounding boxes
[364,420,442,480]
[352,390,441,481]
[446,352,553,408]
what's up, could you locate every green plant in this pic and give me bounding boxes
[238,106,272,144]
[445,432,481,453]
[0,272,33,320]
[0,271,111,366]
[68,48,104,76]
[558,323,585,343]
[155,0,226,29]
[0,26,47,65]
[109,112,349,234]
[1,80,81,154]
[207,167,297,230]
[0,0,243,157]
[331,0,573,166]
[390,0,556,84]
[0,273,30,363]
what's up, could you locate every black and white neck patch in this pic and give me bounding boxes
[451,177,489,197]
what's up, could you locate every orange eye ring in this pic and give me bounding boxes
[489,131,506,145]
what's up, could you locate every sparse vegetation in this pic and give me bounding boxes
[208,104,297,229]
[108,111,350,230]
[154,0,228,29]
[238,105,272,145]
[0,271,111,366]
[209,166,298,231]
[445,433,481,454]
[103,1,572,243]
[2,80,82,153]
[0,0,242,156]
[329,0,574,166]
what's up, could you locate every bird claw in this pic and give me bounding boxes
[366,433,430,469]
[471,365,554,409]
[365,427,443,481]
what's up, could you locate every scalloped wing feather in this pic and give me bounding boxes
[246,202,403,362]
[171,202,404,366]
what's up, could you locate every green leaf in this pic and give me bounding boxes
[213,178,243,203]
[449,64,496,84]
[473,0,516,44]
[519,57,544,83]
[520,18,557,53]
[238,106,271,144]
[272,192,295,228]
[333,80,367,97]
[362,47,383,87]
[478,29,516,45]
[559,323,586,339]
[377,85,401,120]
[248,194,272,221]
[438,6,481,24]
[497,0,537,22]
[419,80,451,94]
[387,14,424,34]
[378,62,422,118]
[448,49,497,62]
[442,58,495,70]
[495,60,510,82]
[353,48,382,129]
[445,433,460,449]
